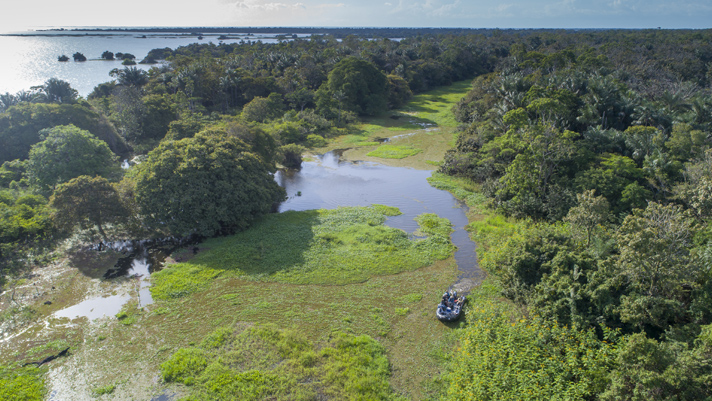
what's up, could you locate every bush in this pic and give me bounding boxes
[0,364,45,401]
[161,348,209,385]
[445,302,616,400]
[305,134,327,148]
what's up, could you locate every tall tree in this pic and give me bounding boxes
[316,57,388,116]
[134,129,285,237]
[31,78,78,104]
[49,175,128,242]
[26,125,120,193]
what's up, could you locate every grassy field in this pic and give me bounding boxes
[0,79,480,400]
[322,79,474,170]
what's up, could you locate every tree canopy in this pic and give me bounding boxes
[134,129,285,237]
[26,125,120,193]
[49,175,128,242]
[316,57,388,117]
[0,101,128,163]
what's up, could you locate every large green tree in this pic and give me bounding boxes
[316,57,387,117]
[134,130,285,237]
[49,175,128,241]
[0,102,128,163]
[614,202,701,333]
[26,125,120,193]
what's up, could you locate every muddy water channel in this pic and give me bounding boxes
[276,151,483,293]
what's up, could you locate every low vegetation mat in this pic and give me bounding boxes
[161,324,406,401]
[367,144,422,159]
[151,205,454,300]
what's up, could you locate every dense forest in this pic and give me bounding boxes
[2,28,712,399]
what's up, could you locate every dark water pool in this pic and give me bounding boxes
[275,151,484,293]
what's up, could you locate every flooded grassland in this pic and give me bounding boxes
[0,80,480,400]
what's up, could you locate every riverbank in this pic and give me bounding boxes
[0,79,484,400]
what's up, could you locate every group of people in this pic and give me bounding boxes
[440,290,461,310]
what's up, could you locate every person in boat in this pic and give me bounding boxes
[442,292,449,306]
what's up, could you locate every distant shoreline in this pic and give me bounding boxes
[1,26,638,39]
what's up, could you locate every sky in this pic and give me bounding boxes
[2,0,712,31]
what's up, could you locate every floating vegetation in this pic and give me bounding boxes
[367,145,422,159]
[150,205,454,299]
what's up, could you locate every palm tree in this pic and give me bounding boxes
[32,78,78,104]
[110,67,148,87]
[0,93,17,112]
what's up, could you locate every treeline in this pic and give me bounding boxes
[0,33,497,285]
[440,29,712,399]
[2,26,712,398]
[62,26,536,38]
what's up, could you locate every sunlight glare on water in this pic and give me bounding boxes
[0,31,286,96]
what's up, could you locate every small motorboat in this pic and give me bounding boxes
[436,291,466,322]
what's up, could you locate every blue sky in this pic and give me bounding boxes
[4,0,712,30]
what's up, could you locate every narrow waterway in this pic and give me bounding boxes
[275,151,484,293]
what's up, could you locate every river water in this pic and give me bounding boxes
[0,30,291,97]
[51,149,482,323]
[276,151,483,293]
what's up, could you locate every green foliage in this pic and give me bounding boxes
[241,93,284,123]
[278,143,305,169]
[0,101,128,164]
[140,94,177,142]
[32,78,78,104]
[564,190,610,247]
[444,301,616,401]
[150,264,222,300]
[165,113,209,141]
[367,144,422,159]
[161,325,403,401]
[386,74,413,109]
[601,330,712,400]
[317,57,388,117]
[92,384,116,396]
[0,191,52,244]
[369,204,402,216]
[161,347,209,385]
[49,175,128,241]
[427,172,485,208]
[0,364,45,401]
[116,310,136,325]
[150,206,455,297]
[614,202,700,333]
[26,125,120,193]
[305,133,327,148]
[134,129,286,237]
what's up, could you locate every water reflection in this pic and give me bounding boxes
[276,151,484,293]
[53,294,130,320]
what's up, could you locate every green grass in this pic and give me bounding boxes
[367,145,422,159]
[151,206,455,295]
[427,172,485,208]
[92,384,116,396]
[0,364,45,401]
[402,80,474,128]
[161,325,406,401]
[324,79,474,170]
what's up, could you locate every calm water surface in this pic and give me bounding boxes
[277,151,483,293]
[0,31,289,96]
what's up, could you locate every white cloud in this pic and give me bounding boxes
[314,3,346,9]
[231,0,307,11]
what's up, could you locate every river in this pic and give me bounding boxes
[277,150,483,293]
[0,29,294,97]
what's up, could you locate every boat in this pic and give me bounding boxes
[436,291,466,322]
